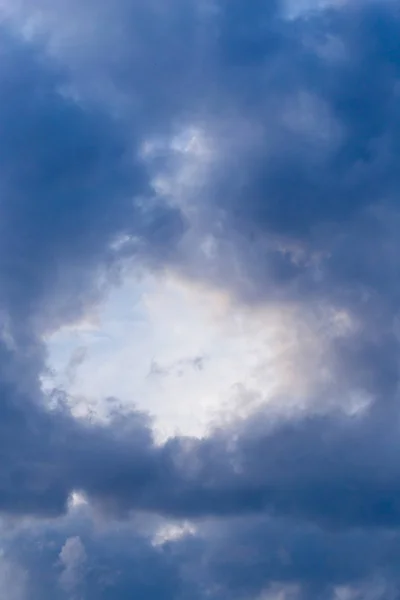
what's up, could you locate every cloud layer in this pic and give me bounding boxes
[0,0,400,598]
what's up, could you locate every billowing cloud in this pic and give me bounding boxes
[0,0,399,599]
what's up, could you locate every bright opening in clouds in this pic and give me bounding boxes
[1,1,400,599]
[45,273,327,441]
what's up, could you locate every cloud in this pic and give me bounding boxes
[0,0,399,599]
[1,505,400,600]
[0,23,184,338]
[0,20,183,518]
[47,274,318,440]
[58,536,86,597]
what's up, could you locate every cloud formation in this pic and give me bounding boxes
[0,0,400,598]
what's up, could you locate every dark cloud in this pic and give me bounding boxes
[0,24,184,335]
[62,404,400,529]
[3,388,400,531]
[0,511,185,600]
[3,506,400,600]
[151,0,400,320]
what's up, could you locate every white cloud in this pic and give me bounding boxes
[44,272,332,442]
[152,520,196,546]
[58,536,87,597]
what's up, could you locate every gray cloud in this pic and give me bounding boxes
[0,0,399,599]
[3,506,400,600]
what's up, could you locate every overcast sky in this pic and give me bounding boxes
[0,0,399,599]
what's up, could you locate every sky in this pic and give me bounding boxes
[2,0,400,598]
